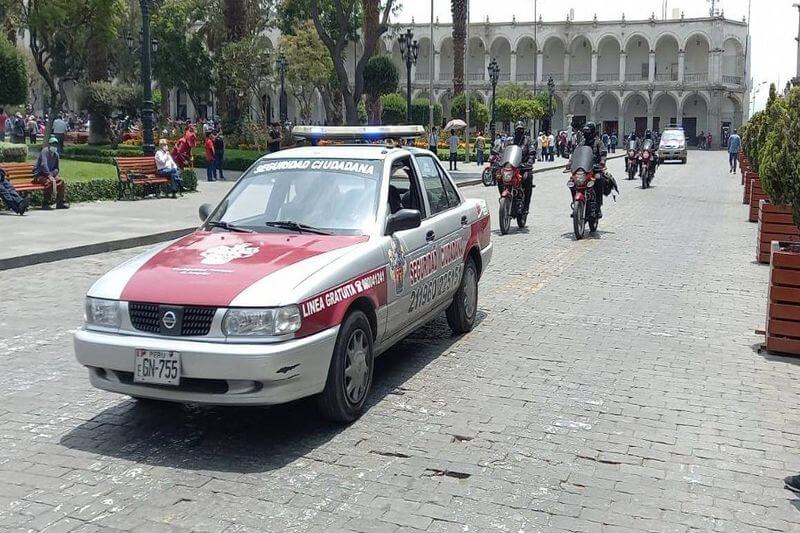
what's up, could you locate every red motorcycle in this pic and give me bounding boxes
[481,149,501,186]
[638,139,656,189]
[497,145,528,234]
[567,145,600,240]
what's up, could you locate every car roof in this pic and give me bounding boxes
[260,145,421,161]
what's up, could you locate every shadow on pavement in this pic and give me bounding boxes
[58,315,474,474]
[753,342,800,366]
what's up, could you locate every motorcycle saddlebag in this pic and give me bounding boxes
[603,173,619,196]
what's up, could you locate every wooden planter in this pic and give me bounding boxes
[749,179,769,222]
[766,242,800,355]
[757,201,800,263]
[743,171,759,205]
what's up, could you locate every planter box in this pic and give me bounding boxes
[757,202,800,263]
[749,178,769,222]
[766,242,800,355]
[743,171,759,205]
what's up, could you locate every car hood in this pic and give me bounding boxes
[99,231,368,306]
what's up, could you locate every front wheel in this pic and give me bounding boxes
[641,175,648,189]
[588,218,599,233]
[446,258,478,334]
[499,197,511,235]
[572,200,586,240]
[516,213,527,228]
[628,165,636,180]
[481,168,494,186]
[317,311,374,423]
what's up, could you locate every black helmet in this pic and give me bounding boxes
[645,129,652,139]
[582,122,597,138]
[514,121,525,131]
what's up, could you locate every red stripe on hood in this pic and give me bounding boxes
[120,231,367,306]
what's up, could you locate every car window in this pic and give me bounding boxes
[437,162,461,208]
[415,155,454,215]
[388,157,424,217]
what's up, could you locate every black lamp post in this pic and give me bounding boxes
[398,28,419,124]
[127,0,158,155]
[546,75,555,132]
[276,55,289,124]
[487,57,500,144]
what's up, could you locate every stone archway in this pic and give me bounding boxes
[594,92,621,136]
[568,35,592,83]
[652,93,679,131]
[623,92,649,137]
[624,34,650,82]
[515,36,537,82]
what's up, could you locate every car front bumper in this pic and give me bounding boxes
[73,326,339,405]
[658,149,687,160]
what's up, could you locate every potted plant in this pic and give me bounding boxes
[741,108,766,206]
[758,86,800,354]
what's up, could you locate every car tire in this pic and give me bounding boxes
[317,310,374,423]
[681,158,687,164]
[446,258,478,334]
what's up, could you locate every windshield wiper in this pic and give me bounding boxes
[265,221,332,235]
[206,220,255,233]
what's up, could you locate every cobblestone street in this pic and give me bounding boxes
[2,151,799,532]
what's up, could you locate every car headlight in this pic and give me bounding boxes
[85,297,121,328]
[222,305,302,336]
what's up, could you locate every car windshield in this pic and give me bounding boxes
[207,158,382,235]
[661,131,684,142]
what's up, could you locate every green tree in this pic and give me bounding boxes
[496,83,533,101]
[494,98,514,124]
[410,98,441,127]
[280,21,334,123]
[217,35,272,127]
[363,55,398,124]
[380,93,405,124]
[0,33,26,105]
[511,99,544,122]
[760,87,800,228]
[450,93,488,130]
[450,0,466,95]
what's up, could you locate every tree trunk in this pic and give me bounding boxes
[87,32,111,145]
[320,87,343,125]
[366,94,381,124]
[451,0,466,96]
[222,0,247,133]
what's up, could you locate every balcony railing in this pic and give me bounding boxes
[467,73,485,81]
[543,73,564,82]
[723,75,743,85]
[415,71,430,81]
[655,72,678,81]
[516,73,535,82]
[498,73,510,82]
[569,73,591,82]
[684,72,708,83]
[440,72,453,81]
[625,73,646,82]
[596,72,619,82]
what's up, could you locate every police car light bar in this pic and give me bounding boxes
[292,125,425,141]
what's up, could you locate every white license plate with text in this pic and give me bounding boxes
[134,349,181,385]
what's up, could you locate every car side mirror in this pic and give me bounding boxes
[385,209,421,235]
[198,203,212,222]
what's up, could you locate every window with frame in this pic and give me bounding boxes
[388,157,424,216]
[415,155,459,214]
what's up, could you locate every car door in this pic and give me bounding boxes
[383,156,433,339]
[412,154,471,311]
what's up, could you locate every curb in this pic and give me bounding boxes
[0,227,195,271]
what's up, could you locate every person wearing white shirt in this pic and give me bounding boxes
[155,138,182,198]
[52,115,68,154]
[547,132,555,161]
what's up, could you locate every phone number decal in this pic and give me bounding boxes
[408,264,463,313]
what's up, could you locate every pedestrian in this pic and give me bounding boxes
[268,122,282,153]
[610,132,618,154]
[33,137,68,209]
[547,131,555,161]
[602,131,610,151]
[0,108,6,142]
[184,124,197,151]
[4,112,12,141]
[727,128,741,174]
[171,137,191,169]
[448,129,459,171]
[213,131,226,180]
[536,132,544,161]
[12,113,26,144]
[475,130,485,166]
[0,168,29,215]
[706,131,713,151]
[428,127,438,154]
[52,114,68,154]
[26,115,37,144]
[204,133,216,182]
[155,138,183,198]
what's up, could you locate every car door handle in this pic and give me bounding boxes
[425,230,436,242]
[461,216,468,226]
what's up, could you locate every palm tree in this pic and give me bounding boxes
[451,0,466,96]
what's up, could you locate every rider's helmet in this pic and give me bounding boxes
[644,129,652,140]
[514,121,525,132]
[582,122,597,141]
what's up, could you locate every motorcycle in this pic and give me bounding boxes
[625,140,638,180]
[481,149,501,186]
[639,139,656,189]
[567,145,601,240]
[497,144,528,235]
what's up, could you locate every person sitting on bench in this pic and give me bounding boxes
[156,138,183,198]
[0,168,29,215]
[33,137,68,209]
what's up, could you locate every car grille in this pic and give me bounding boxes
[129,302,216,336]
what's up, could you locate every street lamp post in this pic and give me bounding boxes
[276,55,289,124]
[399,29,419,124]
[487,57,500,144]
[547,75,555,132]
[130,0,157,155]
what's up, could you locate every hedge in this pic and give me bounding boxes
[0,141,28,162]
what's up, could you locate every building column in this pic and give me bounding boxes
[591,50,598,82]
[619,52,626,83]
[648,51,656,83]
[563,53,571,82]
[484,52,490,81]
[510,50,517,82]
[618,110,625,137]
[434,50,440,81]
[678,50,685,83]
[709,91,721,144]
[536,51,544,84]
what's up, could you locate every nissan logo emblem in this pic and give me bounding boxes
[162,311,177,330]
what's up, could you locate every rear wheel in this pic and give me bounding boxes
[446,258,478,334]
[499,197,511,235]
[572,200,586,240]
[481,168,494,186]
[317,311,374,423]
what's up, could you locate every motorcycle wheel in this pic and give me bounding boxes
[572,200,586,240]
[481,168,494,187]
[517,212,527,228]
[499,197,511,235]
[628,166,636,180]
[589,218,598,233]
[641,174,648,189]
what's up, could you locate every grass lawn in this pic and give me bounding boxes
[28,158,118,183]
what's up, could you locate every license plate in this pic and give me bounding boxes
[134,349,181,385]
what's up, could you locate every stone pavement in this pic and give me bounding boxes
[1,151,799,532]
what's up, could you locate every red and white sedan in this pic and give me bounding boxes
[74,126,492,422]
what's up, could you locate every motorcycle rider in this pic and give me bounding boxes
[580,122,611,217]
[498,121,536,214]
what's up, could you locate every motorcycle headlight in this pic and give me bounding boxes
[574,171,586,186]
[85,297,121,328]
[502,168,514,183]
[222,305,302,336]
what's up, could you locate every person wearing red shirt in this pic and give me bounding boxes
[184,125,197,149]
[204,133,216,182]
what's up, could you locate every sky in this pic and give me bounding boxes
[393,0,799,113]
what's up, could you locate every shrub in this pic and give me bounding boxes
[760,87,800,228]
[0,141,28,162]
[410,98,442,127]
[0,34,27,106]
[381,93,406,125]
[450,94,489,130]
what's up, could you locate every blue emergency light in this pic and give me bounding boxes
[292,125,425,142]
